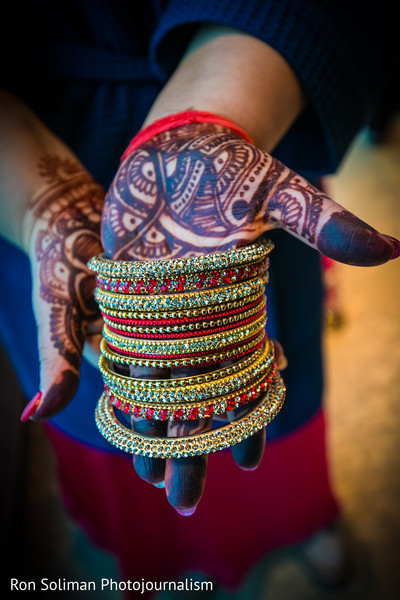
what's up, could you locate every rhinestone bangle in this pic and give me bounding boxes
[99,342,274,404]
[102,297,266,336]
[99,292,264,322]
[103,343,264,385]
[88,239,273,280]
[94,274,268,312]
[96,258,269,295]
[105,365,276,420]
[94,370,286,458]
[102,314,266,356]
[100,331,268,368]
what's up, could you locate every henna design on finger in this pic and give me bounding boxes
[267,177,324,244]
[29,155,104,369]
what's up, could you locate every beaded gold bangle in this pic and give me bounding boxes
[94,274,268,312]
[102,296,266,336]
[96,258,269,295]
[99,342,274,404]
[94,370,286,458]
[100,331,268,368]
[99,292,264,322]
[103,342,264,384]
[102,313,267,356]
[88,239,273,280]
[104,364,276,420]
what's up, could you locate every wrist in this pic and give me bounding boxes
[121,110,254,164]
[144,24,306,151]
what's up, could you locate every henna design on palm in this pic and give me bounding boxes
[29,155,104,370]
[103,125,275,259]
[101,124,333,261]
[103,123,395,266]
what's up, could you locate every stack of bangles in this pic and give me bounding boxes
[88,238,286,458]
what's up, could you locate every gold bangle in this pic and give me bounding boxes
[99,291,264,321]
[102,342,264,384]
[105,365,276,420]
[94,371,286,458]
[94,274,268,312]
[88,239,273,280]
[100,331,268,368]
[102,313,267,356]
[99,341,274,404]
[102,296,266,335]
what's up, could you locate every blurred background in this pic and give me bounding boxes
[2,115,400,599]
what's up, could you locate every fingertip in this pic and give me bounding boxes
[175,506,197,517]
[277,355,288,370]
[318,211,396,266]
[165,455,207,511]
[31,370,79,421]
[381,234,400,260]
[271,339,288,370]
[230,427,266,470]
[240,464,259,472]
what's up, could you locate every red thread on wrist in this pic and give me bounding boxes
[120,110,255,163]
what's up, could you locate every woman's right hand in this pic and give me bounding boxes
[101,121,399,514]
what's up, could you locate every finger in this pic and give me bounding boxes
[165,366,213,513]
[227,338,284,470]
[129,365,169,485]
[263,156,400,266]
[228,404,266,471]
[271,338,288,370]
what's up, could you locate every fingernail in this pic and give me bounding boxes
[20,392,42,422]
[175,507,197,517]
[154,481,165,488]
[380,235,400,260]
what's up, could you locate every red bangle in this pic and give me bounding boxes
[120,110,255,163]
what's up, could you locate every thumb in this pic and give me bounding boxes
[264,159,399,266]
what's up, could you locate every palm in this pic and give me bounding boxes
[101,123,396,512]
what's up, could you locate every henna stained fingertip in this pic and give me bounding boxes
[318,211,395,266]
[381,234,400,260]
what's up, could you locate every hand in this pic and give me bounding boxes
[24,154,105,420]
[101,123,399,513]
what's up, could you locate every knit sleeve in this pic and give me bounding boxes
[149,0,398,175]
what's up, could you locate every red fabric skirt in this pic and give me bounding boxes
[45,409,339,596]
